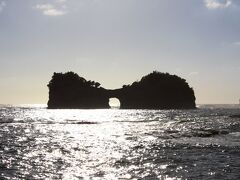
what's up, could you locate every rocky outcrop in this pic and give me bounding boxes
[47,71,196,109]
[47,72,109,109]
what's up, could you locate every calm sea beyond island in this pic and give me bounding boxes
[0,104,240,179]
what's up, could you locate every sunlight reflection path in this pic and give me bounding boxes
[1,107,240,179]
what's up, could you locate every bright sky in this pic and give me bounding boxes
[0,0,240,104]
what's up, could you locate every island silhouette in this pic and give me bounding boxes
[47,71,196,109]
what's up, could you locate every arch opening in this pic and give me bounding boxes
[109,98,121,109]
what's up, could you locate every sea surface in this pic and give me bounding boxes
[0,104,240,179]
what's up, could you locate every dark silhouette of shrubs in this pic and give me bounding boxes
[47,71,196,109]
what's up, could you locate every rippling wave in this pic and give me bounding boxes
[0,105,240,179]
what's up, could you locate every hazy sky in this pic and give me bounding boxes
[0,0,240,104]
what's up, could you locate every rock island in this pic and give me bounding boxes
[47,71,196,109]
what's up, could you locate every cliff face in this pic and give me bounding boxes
[47,71,196,109]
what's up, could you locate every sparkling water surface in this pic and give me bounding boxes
[0,105,240,179]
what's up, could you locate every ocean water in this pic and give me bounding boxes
[0,105,240,179]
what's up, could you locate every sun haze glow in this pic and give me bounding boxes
[109,98,121,109]
[0,0,240,104]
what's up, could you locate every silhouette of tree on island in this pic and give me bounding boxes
[48,71,196,109]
